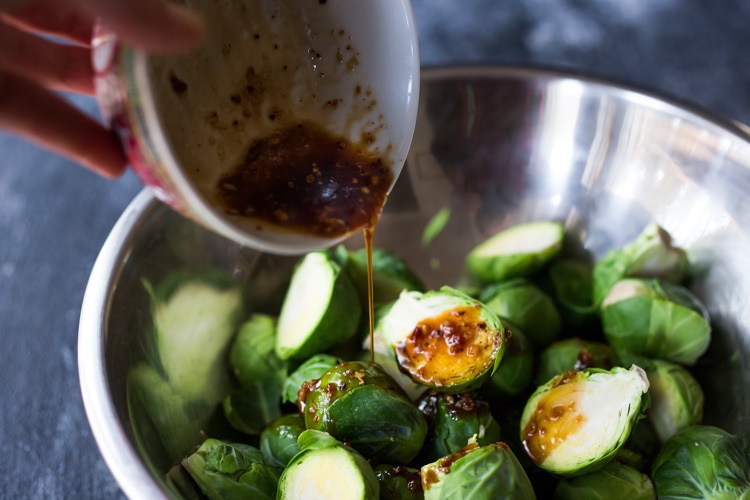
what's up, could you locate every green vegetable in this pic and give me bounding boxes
[536,338,620,385]
[229,314,285,388]
[260,414,304,468]
[593,224,688,305]
[222,379,282,435]
[480,278,561,349]
[357,350,428,402]
[275,251,361,360]
[278,430,379,499]
[520,365,650,476]
[373,464,424,500]
[334,245,425,304]
[483,325,534,400]
[651,425,750,499]
[601,279,711,365]
[416,391,502,463]
[299,361,428,463]
[644,359,704,443]
[554,461,656,500]
[181,439,280,500]
[281,353,342,404]
[422,207,452,246]
[378,287,509,392]
[147,273,244,403]
[467,220,564,282]
[420,440,536,499]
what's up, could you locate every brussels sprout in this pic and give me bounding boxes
[278,430,379,499]
[378,287,509,392]
[616,420,660,473]
[334,245,425,304]
[260,414,305,468]
[181,438,281,500]
[601,279,711,365]
[467,220,565,282]
[357,350,428,401]
[479,279,562,349]
[651,425,750,499]
[275,251,361,361]
[643,359,704,443]
[554,461,655,500]
[593,224,688,305]
[420,440,536,499]
[222,378,282,435]
[547,259,602,334]
[416,391,502,462]
[299,361,428,463]
[229,314,286,387]
[373,464,424,500]
[224,314,287,435]
[282,353,342,404]
[520,365,650,477]
[146,272,244,404]
[483,325,534,400]
[536,338,620,385]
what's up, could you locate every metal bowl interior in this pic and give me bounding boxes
[79,66,750,498]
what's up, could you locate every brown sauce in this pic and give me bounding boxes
[521,371,587,465]
[215,121,391,237]
[394,305,500,387]
[364,225,376,363]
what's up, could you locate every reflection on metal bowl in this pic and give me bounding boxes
[79,66,750,498]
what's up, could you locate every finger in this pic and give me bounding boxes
[0,71,126,178]
[0,0,93,46]
[0,23,94,94]
[72,0,205,53]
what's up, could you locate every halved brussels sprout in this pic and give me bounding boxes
[334,245,425,304]
[554,461,655,500]
[644,359,704,443]
[281,353,342,404]
[420,440,536,499]
[299,361,428,464]
[601,279,711,365]
[593,223,688,305]
[520,365,650,476]
[479,279,561,349]
[357,350,428,401]
[651,425,750,499]
[536,338,620,385]
[467,220,565,282]
[181,438,281,500]
[373,464,424,500]
[378,287,509,392]
[275,251,361,361]
[278,430,379,500]
[482,325,534,400]
[416,391,502,463]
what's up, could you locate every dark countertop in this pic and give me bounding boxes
[2,1,749,497]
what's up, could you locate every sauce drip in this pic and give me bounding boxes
[521,371,587,465]
[364,225,376,363]
[216,121,392,237]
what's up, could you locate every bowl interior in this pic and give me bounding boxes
[81,66,750,497]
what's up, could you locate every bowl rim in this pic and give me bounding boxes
[78,64,750,498]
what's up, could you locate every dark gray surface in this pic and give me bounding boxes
[1,1,749,497]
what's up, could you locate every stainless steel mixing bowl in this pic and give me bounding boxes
[79,66,750,498]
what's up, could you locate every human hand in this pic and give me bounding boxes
[0,0,204,178]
